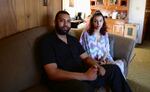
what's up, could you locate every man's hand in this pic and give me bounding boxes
[84,66,98,81]
[80,54,106,77]
[91,63,106,76]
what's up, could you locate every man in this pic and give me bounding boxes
[39,10,132,92]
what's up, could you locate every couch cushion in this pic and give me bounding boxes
[0,27,48,92]
[69,28,83,40]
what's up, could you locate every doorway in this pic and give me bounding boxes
[143,0,150,41]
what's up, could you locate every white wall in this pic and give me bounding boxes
[128,0,146,43]
[62,0,91,19]
[63,0,76,18]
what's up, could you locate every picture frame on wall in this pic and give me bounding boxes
[124,24,137,40]
[90,0,96,6]
[97,0,103,5]
[69,0,74,7]
[113,24,124,36]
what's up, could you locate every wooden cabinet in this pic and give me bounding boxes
[0,0,48,39]
[0,0,62,39]
[105,18,127,36]
[90,0,129,20]
[90,0,128,11]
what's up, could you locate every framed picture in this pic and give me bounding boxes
[124,24,137,40]
[113,24,124,36]
[69,0,74,7]
[90,0,96,6]
[97,0,103,5]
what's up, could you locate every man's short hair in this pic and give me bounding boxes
[55,10,70,21]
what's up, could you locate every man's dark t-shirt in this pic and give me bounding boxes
[40,32,88,73]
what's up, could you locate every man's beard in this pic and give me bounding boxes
[55,25,71,35]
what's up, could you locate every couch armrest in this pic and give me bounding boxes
[109,34,135,64]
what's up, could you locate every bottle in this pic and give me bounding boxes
[112,10,118,19]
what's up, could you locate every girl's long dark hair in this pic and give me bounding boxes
[88,11,107,35]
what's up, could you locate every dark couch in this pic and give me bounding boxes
[0,26,135,92]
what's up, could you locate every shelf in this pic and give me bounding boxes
[90,0,128,11]
[91,5,128,11]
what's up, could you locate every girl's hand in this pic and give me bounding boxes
[97,65,106,76]
[100,59,115,65]
[100,60,107,65]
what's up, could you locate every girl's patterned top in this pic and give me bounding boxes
[80,31,114,62]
